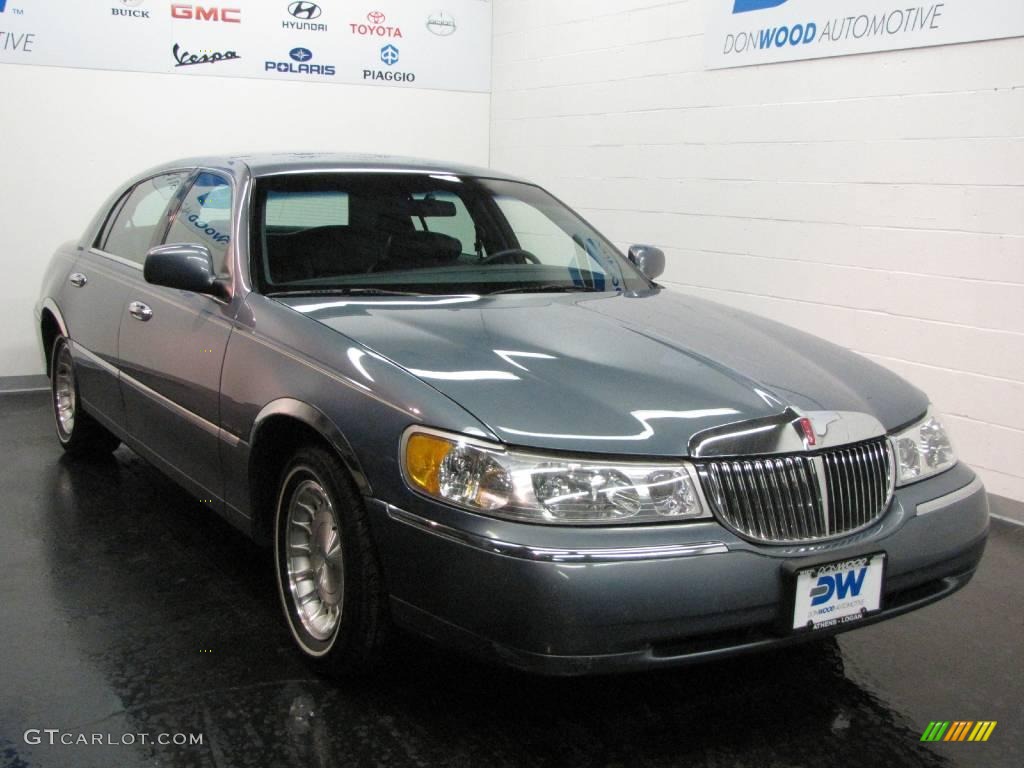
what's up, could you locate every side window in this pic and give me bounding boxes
[164,172,233,274]
[101,173,188,263]
[411,191,476,255]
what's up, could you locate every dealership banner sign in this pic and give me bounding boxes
[0,0,491,93]
[705,0,1024,69]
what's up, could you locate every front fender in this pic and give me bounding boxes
[249,397,371,496]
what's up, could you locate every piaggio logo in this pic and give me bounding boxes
[380,44,399,66]
[733,0,788,13]
[921,721,997,742]
[171,4,240,23]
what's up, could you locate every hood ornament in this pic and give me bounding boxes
[689,407,884,459]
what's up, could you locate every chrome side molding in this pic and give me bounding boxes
[387,505,729,563]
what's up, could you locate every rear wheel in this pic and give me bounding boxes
[51,336,120,456]
[274,444,387,676]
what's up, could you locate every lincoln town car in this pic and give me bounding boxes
[35,154,989,675]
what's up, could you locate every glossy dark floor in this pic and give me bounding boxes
[1,391,1021,768]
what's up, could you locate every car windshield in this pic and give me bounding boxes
[252,173,653,295]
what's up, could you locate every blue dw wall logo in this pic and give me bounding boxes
[733,0,788,13]
[810,568,868,606]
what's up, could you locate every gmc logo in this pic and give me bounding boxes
[171,4,241,23]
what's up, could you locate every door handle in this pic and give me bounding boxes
[69,273,88,288]
[128,301,153,322]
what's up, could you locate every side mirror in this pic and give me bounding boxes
[144,244,226,298]
[628,244,666,281]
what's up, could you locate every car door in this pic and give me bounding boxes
[61,172,190,431]
[117,171,237,506]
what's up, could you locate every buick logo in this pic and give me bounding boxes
[289,47,313,62]
[367,10,386,25]
[119,0,145,6]
[426,12,456,36]
[288,1,321,20]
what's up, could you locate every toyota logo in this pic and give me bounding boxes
[367,10,386,24]
[288,1,321,20]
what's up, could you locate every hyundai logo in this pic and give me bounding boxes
[288,1,321,20]
[380,44,399,66]
[289,47,313,62]
[367,10,386,25]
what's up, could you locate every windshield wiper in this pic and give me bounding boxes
[487,284,597,295]
[267,287,427,298]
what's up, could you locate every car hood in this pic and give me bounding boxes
[278,290,927,456]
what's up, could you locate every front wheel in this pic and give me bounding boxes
[51,336,120,456]
[274,445,387,676]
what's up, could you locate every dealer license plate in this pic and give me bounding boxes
[792,553,885,631]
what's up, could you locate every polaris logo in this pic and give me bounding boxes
[265,47,335,76]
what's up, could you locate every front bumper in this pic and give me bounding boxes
[368,463,988,675]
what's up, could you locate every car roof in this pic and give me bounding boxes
[148,152,529,183]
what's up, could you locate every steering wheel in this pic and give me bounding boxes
[480,248,541,266]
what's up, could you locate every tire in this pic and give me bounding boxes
[51,336,121,456]
[274,444,387,676]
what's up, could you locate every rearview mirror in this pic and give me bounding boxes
[628,244,666,281]
[404,198,457,218]
[144,243,227,299]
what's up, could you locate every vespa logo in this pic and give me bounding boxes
[288,2,320,21]
[810,567,867,606]
[733,0,788,13]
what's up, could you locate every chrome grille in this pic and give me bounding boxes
[696,438,893,543]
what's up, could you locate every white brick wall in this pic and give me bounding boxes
[491,0,1024,502]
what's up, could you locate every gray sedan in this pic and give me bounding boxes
[35,153,988,675]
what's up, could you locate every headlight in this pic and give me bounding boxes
[891,410,957,486]
[402,428,709,525]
